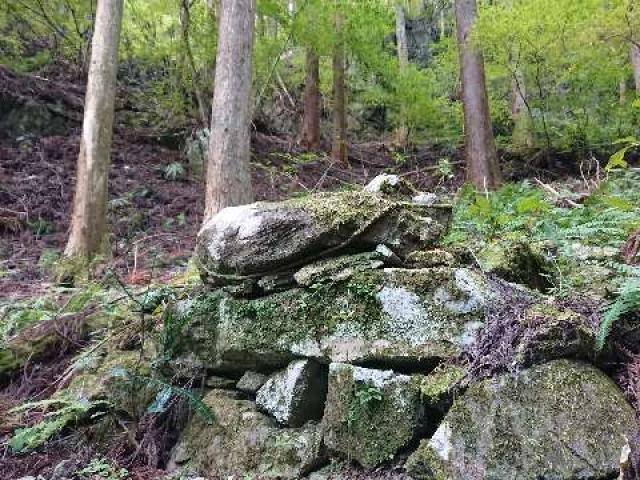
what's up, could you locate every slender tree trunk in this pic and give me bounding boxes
[454,0,501,190]
[180,0,208,127]
[511,70,533,149]
[630,42,640,94]
[300,47,321,150]
[331,10,347,164]
[65,0,124,260]
[620,76,628,104]
[204,0,256,221]
[394,2,409,147]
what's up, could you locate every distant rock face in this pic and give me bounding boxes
[256,360,328,427]
[196,190,452,283]
[322,363,426,468]
[406,360,636,480]
[169,390,326,479]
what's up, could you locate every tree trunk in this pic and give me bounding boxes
[394,2,409,147]
[511,70,533,149]
[620,76,628,104]
[204,0,256,221]
[630,42,640,94]
[64,0,124,260]
[300,48,321,150]
[454,0,501,190]
[180,0,208,127]
[331,10,347,164]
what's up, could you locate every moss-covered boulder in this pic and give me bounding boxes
[169,390,326,479]
[256,360,328,427]
[322,363,426,468]
[406,360,636,480]
[476,239,553,291]
[177,267,495,374]
[196,191,452,283]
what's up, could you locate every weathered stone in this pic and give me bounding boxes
[322,363,426,468]
[364,174,415,197]
[414,364,465,414]
[169,390,326,479]
[256,360,328,427]
[236,371,268,394]
[202,267,495,373]
[476,239,552,291]
[293,252,385,287]
[196,191,452,282]
[406,360,636,480]
[205,375,236,389]
[405,249,456,268]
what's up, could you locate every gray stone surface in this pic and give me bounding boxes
[322,363,426,468]
[406,360,637,480]
[196,191,452,282]
[170,390,326,479]
[256,360,328,427]
[236,371,268,394]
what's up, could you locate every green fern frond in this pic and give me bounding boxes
[596,276,640,351]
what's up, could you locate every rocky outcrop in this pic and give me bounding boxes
[406,360,636,480]
[170,390,326,479]
[322,363,426,467]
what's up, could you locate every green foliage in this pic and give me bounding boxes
[77,458,129,480]
[8,397,110,452]
[597,274,640,351]
[348,383,383,428]
[109,367,215,425]
[164,161,186,181]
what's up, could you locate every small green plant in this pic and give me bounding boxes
[348,383,383,427]
[164,161,186,180]
[435,157,455,182]
[77,457,129,480]
[607,137,638,171]
[27,217,54,236]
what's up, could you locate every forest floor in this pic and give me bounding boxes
[0,123,599,301]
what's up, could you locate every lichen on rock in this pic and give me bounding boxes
[406,360,637,480]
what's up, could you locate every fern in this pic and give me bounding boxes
[8,397,110,452]
[597,276,640,351]
[109,367,215,425]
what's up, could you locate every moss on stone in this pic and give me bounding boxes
[405,440,448,480]
[322,364,425,468]
[418,360,637,480]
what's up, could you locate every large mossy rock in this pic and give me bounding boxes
[322,363,426,468]
[169,390,326,479]
[406,360,636,480]
[196,191,452,282]
[177,267,495,374]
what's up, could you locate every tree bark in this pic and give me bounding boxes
[300,48,321,150]
[620,76,628,104]
[204,0,256,221]
[511,70,533,149]
[394,2,409,147]
[630,43,640,94]
[64,0,124,260]
[455,0,501,190]
[331,10,347,164]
